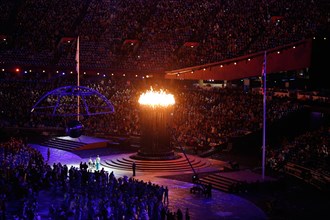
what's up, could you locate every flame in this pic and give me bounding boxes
[139,88,175,107]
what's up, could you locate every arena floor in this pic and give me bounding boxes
[6,135,329,220]
[27,142,268,220]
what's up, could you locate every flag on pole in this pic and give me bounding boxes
[262,51,266,77]
[76,36,80,120]
[261,51,267,95]
[261,50,267,180]
[76,36,80,74]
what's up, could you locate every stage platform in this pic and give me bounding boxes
[57,135,108,144]
[59,135,110,150]
[42,135,122,151]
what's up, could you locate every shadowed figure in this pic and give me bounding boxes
[132,161,136,176]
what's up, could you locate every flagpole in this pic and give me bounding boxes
[76,36,80,121]
[262,51,267,180]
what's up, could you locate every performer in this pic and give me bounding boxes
[132,161,136,176]
[95,155,101,171]
[47,147,50,163]
[88,157,93,171]
[163,186,169,205]
[207,183,212,198]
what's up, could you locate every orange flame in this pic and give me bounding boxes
[139,87,175,107]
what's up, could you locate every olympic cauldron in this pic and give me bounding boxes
[131,88,180,160]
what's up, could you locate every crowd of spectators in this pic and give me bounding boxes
[0,137,191,219]
[0,73,304,152]
[2,69,328,176]
[0,0,328,72]
[169,85,303,149]
[267,124,329,174]
[3,71,328,191]
[2,71,321,148]
[0,138,45,219]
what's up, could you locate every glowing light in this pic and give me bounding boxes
[139,87,175,107]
